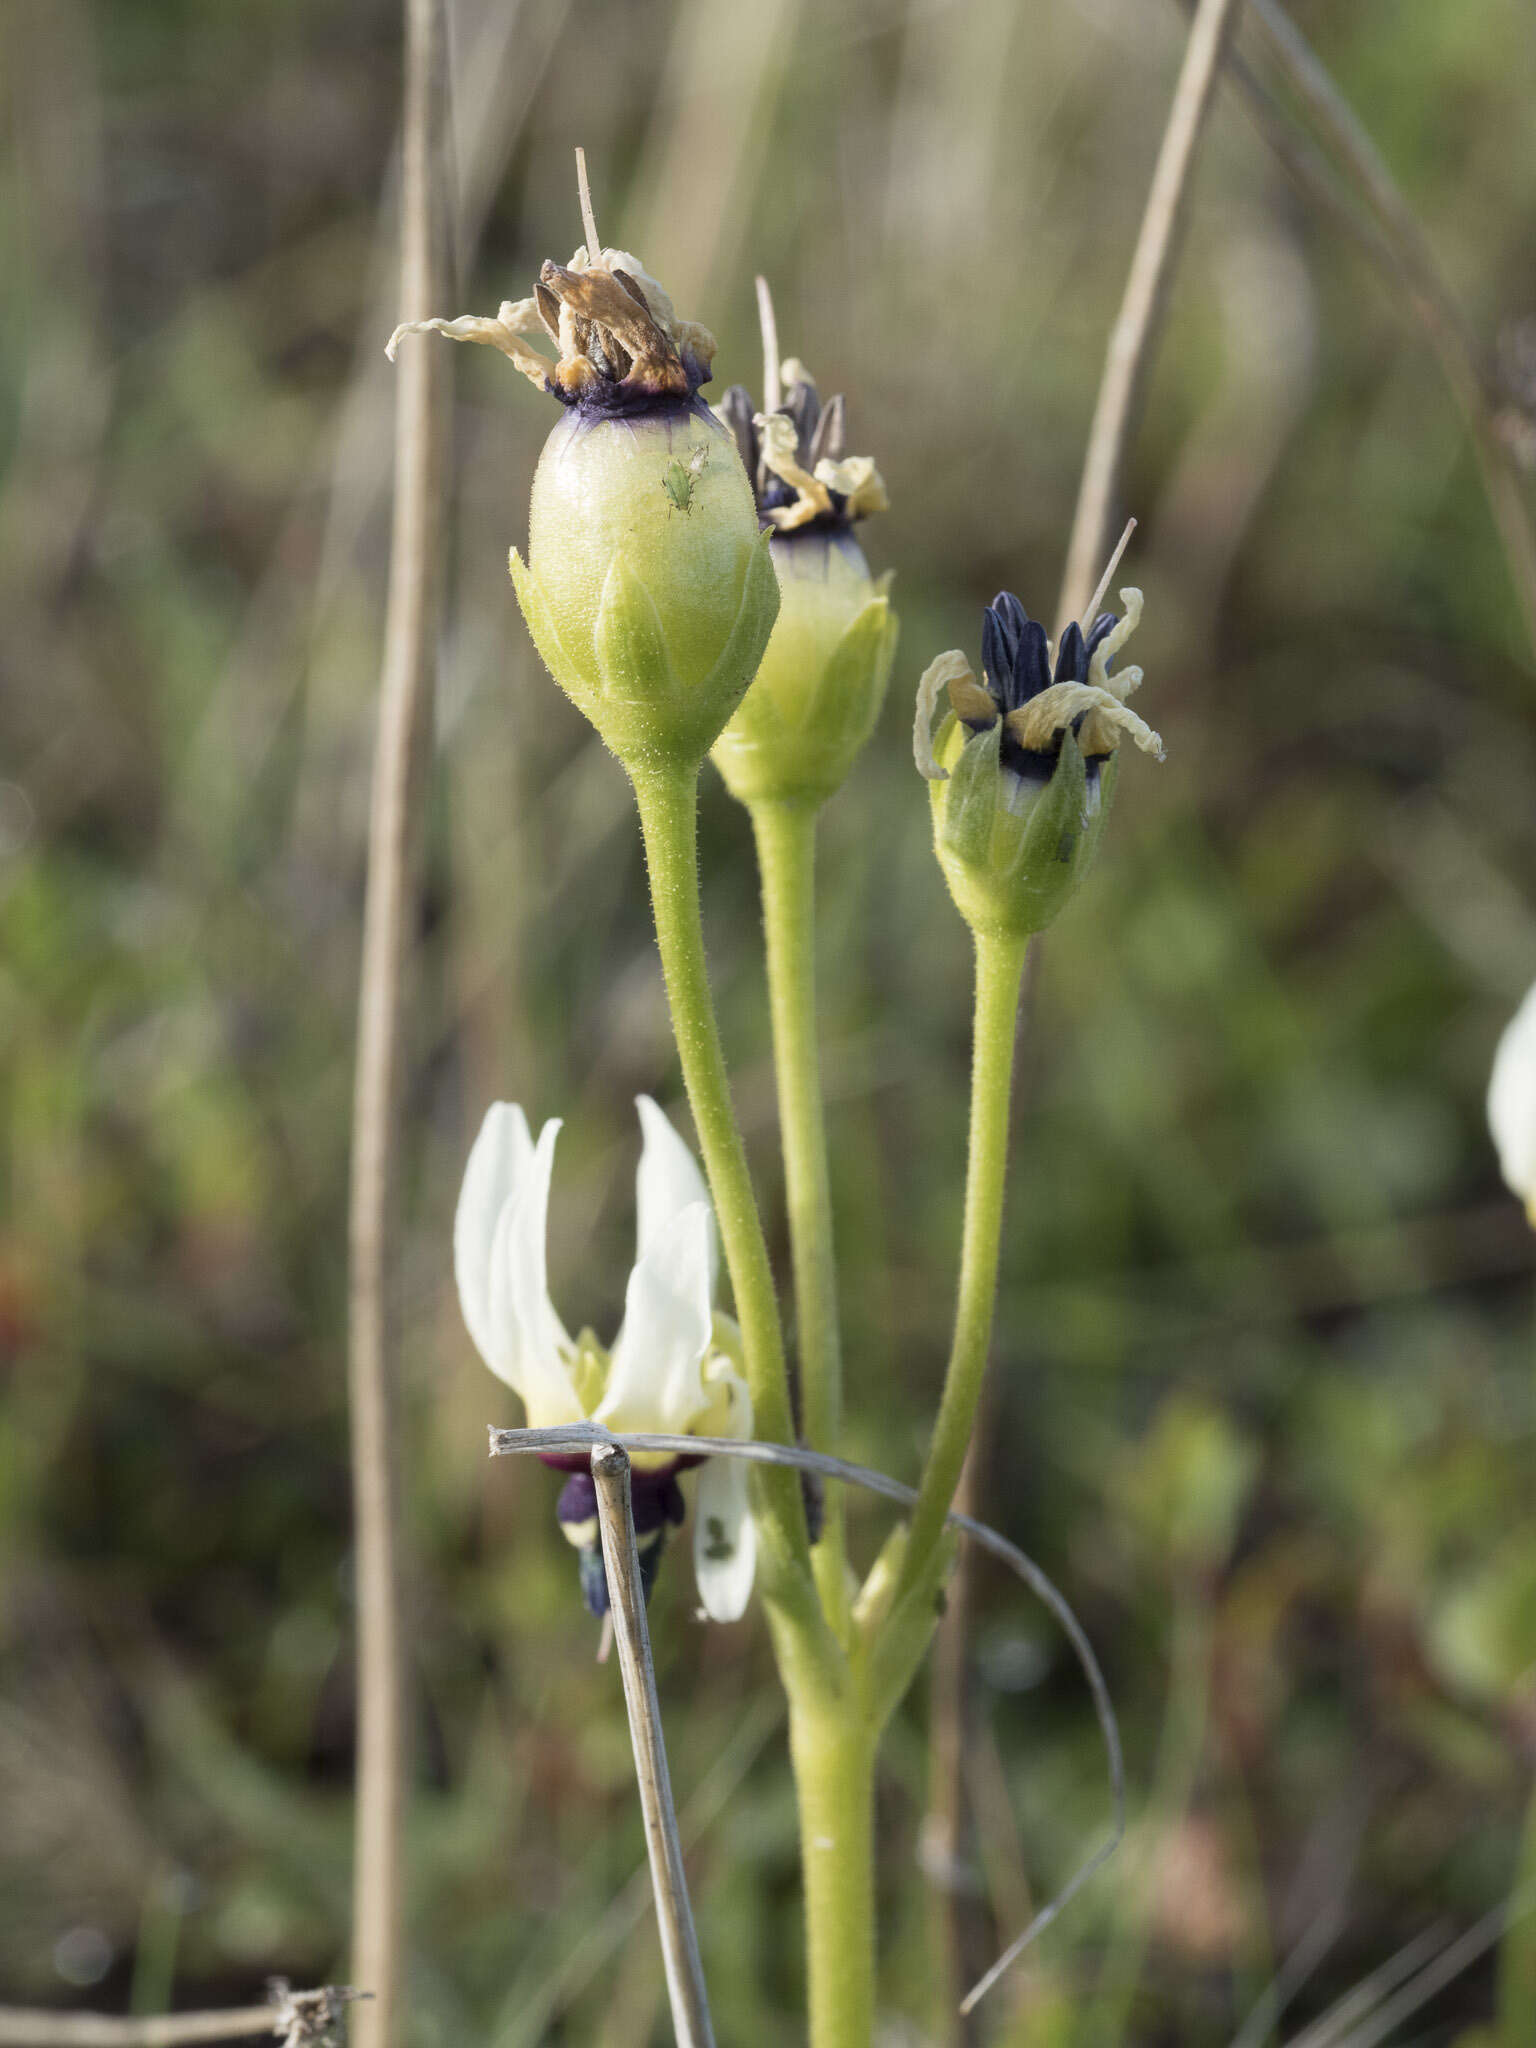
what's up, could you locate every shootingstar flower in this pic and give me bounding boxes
[386,154,779,774]
[455,1095,756,1621]
[1488,977,1536,1227]
[710,328,898,806]
[715,356,889,537]
[914,587,1163,797]
[913,557,1163,939]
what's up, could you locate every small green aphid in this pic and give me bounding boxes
[661,442,709,516]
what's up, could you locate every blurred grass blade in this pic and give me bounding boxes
[1189,0,1536,657]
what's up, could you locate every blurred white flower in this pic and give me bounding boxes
[1488,979,1536,1226]
[454,1095,756,1620]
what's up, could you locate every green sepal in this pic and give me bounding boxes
[697,527,781,721]
[509,548,581,702]
[803,594,898,760]
[1013,724,1090,894]
[939,721,1003,869]
[931,721,1124,938]
[594,550,677,706]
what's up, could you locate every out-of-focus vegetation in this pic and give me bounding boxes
[3,0,1536,2041]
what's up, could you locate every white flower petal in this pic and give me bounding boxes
[634,1095,717,1297]
[454,1103,535,1369]
[693,1371,756,1623]
[482,1119,581,1424]
[598,1201,714,1435]
[1489,978,1536,1215]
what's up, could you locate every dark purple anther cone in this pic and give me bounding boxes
[971,592,1120,785]
[555,1470,598,1528]
[555,1463,689,1619]
[717,376,858,536]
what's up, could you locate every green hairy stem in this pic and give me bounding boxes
[900,929,1030,1594]
[629,763,825,1639]
[751,795,850,1634]
[633,767,1030,2048]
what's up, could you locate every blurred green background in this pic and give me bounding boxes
[3,0,1536,2041]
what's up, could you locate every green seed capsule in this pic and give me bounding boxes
[388,223,778,774]
[513,405,778,772]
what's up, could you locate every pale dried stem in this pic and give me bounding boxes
[0,2017,280,2048]
[588,1444,717,2048]
[755,274,781,415]
[1056,0,1243,634]
[0,1990,366,2048]
[346,3,447,2044]
[1083,518,1138,631]
[575,144,601,261]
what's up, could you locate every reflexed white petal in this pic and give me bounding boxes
[634,1095,717,1296]
[693,1370,755,1622]
[1488,979,1536,1215]
[913,652,973,781]
[454,1102,535,1368]
[483,1119,581,1424]
[598,1201,714,1434]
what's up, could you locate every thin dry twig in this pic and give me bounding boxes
[0,1987,367,2048]
[496,1698,781,2048]
[1056,0,1243,632]
[347,3,448,2044]
[589,1444,717,2048]
[491,1420,1125,2018]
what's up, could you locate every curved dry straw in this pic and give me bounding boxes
[490,1419,1126,2017]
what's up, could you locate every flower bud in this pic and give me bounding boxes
[914,585,1163,938]
[513,397,778,772]
[389,219,778,773]
[709,348,897,807]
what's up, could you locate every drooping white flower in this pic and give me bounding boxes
[454,1095,756,1620]
[1488,979,1536,1227]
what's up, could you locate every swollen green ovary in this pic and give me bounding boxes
[529,411,758,692]
[759,534,874,719]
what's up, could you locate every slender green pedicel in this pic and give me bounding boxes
[897,550,1164,1606]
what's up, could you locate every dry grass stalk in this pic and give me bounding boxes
[0,1987,366,2048]
[1056,0,1244,634]
[346,2,448,2044]
[589,1443,717,2048]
